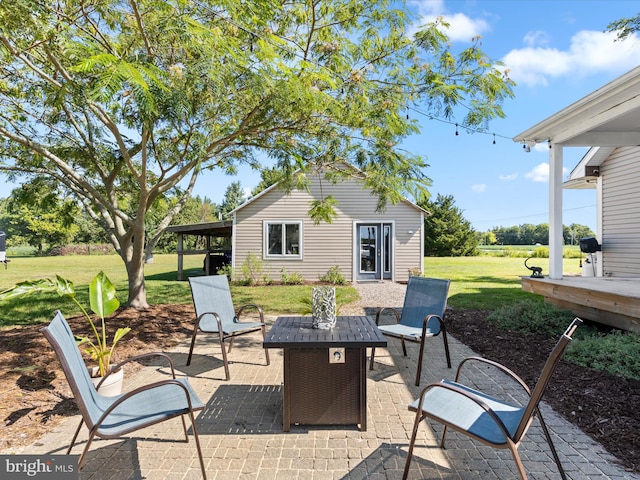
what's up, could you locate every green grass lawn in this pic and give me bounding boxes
[425,256,581,310]
[0,253,582,328]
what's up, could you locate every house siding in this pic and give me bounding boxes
[233,176,423,283]
[601,146,640,277]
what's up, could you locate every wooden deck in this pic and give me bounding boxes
[521,276,640,333]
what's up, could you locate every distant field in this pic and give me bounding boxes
[478,244,583,258]
[0,253,581,327]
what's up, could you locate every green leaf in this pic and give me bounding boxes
[0,278,57,300]
[89,271,120,319]
[54,275,76,297]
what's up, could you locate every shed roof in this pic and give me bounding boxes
[165,220,232,237]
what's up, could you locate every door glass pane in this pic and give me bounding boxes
[268,224,282,255]
[360,225,377,272]
[383,225,391,273]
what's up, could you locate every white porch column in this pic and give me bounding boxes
[549,144,563,278]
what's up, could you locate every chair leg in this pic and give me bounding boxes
[369,347,376,370]
[188,409,208,480]
[508,443,529,480]
[186,325,199,366]
[262,325,270,365]
[180,415,189,442]
[440,425,448,448]
[415,337,426,386]
[66,418,85,455]
[218,331,231,381]
[441,327,452,369]
[403,409,425,480]
[400,338,408,356]
[78,426,99,470]
[536,408,567,480]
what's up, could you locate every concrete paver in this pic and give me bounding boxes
[21,308,639,480]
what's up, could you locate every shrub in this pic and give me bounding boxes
[566,329,640,381]
[280,268,304,285]
[319,266,346,285]
[487,299,575,336]
[531,246,549,258]
[408,267,422,277]
[48,244,114,256]
[239,252,265,285]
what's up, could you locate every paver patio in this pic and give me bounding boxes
[24,314,639,479]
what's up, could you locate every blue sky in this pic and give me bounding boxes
[398,0,640,232]
[3,0,640,232]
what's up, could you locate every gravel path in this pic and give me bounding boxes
[340,280,408,315]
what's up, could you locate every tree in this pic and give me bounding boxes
[219,182,246,220]
[0,1,513,308]
[607,12,640,40]
[5,180,79,254]
[420,194,478,256]
[563,224,595,245]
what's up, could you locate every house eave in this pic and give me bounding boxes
[513,66,640,146]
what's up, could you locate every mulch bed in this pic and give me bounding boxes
[0,304,637,474]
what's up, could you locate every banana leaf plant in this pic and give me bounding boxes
[0,271,130,377]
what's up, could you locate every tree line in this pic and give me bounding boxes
[485,224,595,246]
[421,194,595,256]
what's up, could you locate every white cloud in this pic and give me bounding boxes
[409,1,490,42]
[525,163,550,182]
[524,163,569,183]
[523,30,551,47]
[503,30,640,86]
[471,183,487,192]
[499,173,518,181]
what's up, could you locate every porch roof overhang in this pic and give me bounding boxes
[514,65,640,147]
[513,66,640,281]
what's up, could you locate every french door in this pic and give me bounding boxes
[356,223,392,280]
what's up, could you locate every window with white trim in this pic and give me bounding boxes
[264,221,302,258]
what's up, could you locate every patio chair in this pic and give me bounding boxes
[186,275,270,380]
[369,276,451,386]
[41,311,207,478]
[403,317,582,480]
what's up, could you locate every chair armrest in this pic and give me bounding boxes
[455,356,531,396]
[411,381,515,442]
[94,378,199,430]
[236,303,264,323]
[109,352,178,381]
[421,314,444,336]
[375,307,401,325]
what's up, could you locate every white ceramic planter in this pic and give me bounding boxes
[89,366,124,396]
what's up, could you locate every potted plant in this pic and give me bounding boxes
[0,271,130,395]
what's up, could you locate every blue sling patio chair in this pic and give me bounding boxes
[41,311,207,479]
[186,275,270,380]
[369,276,451,386]
[403,318,582,480]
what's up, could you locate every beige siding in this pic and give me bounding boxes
[233,176,423,282]
[601,147,640,277]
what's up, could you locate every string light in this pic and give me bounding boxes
[408,106,513,145]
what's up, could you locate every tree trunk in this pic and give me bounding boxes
[124,230,149,309]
